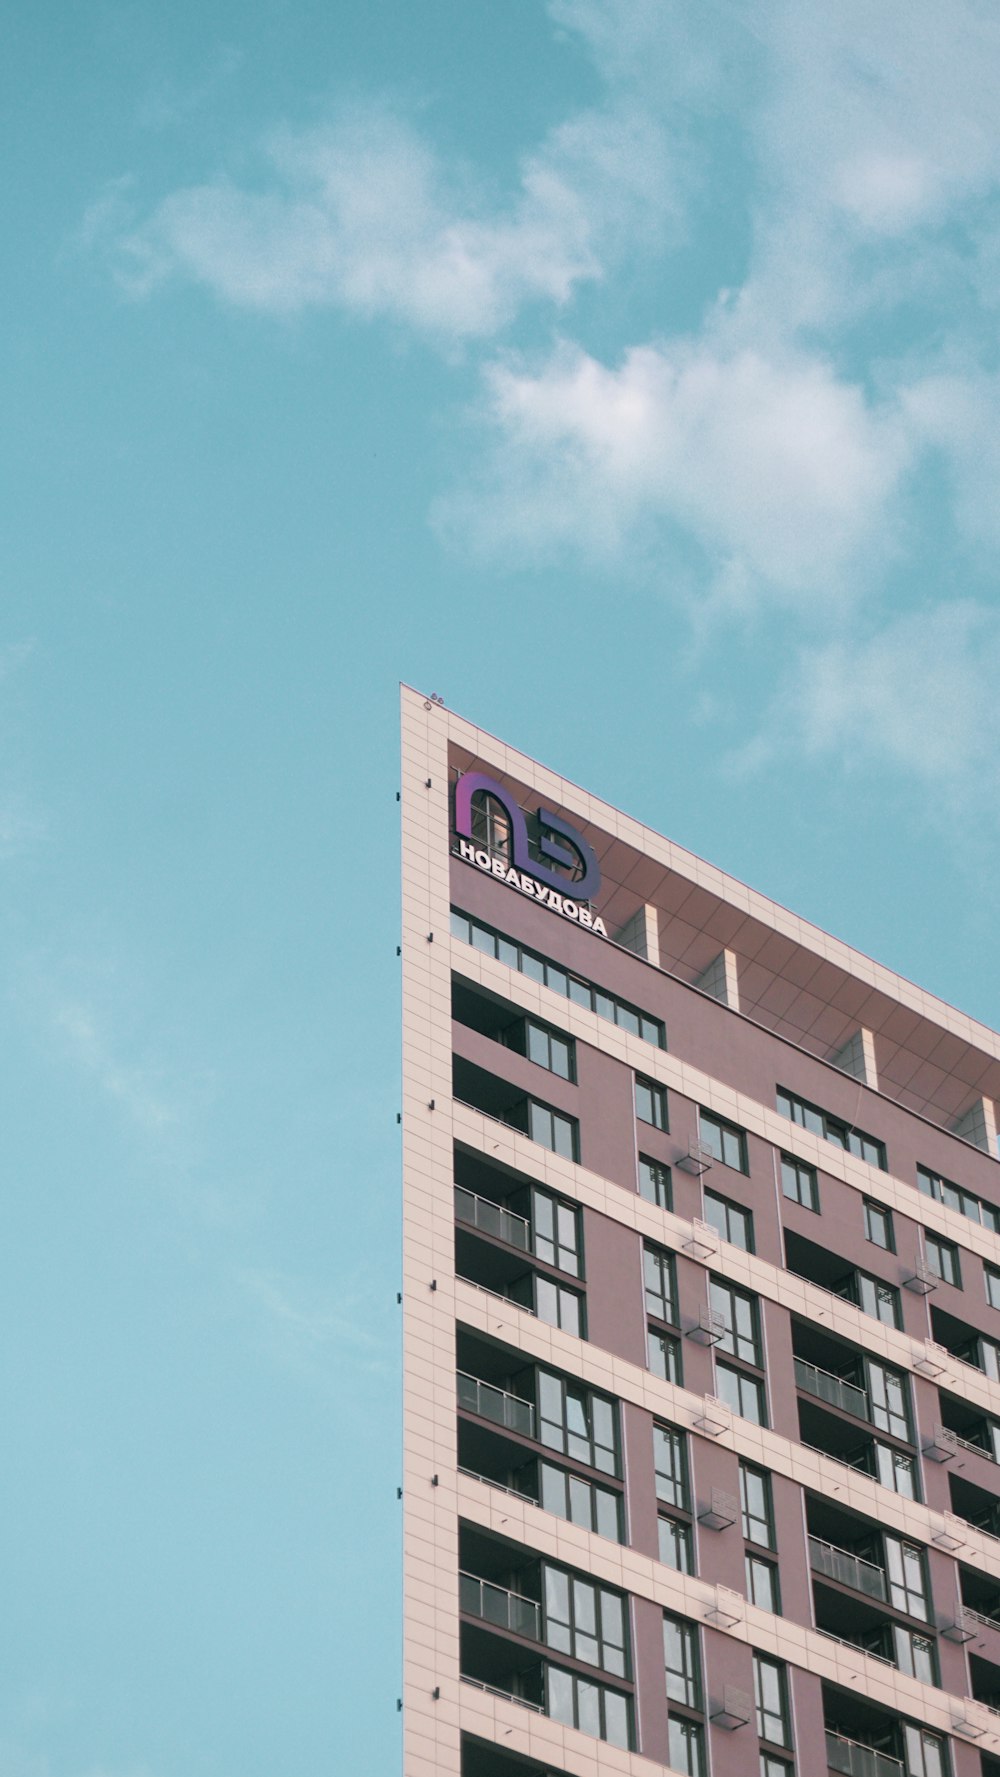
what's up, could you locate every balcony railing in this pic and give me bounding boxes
[457,1370,535,1438]
[460,1675,544,1714]
[954,1430,999,1464]
[826,1730,903,1777]
[817,1628,895,1669]
[795,1356,869,1420]
[460,1571,542,1640]
[455,1185,531,1250]
[809,1535,887,1601]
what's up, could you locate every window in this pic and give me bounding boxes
[710,1278,763,1366]
[753,1654,790,1748]
[902,1724,947,1777]
[663,1613,702,1709]
[740,1463,774,1548]
[546,1665,631,1749]
[868,1360,911,1443]
[699,1108,748,1172]
[917,1162,1000,1232]
[667,1718,705,1777]
[781,1152,819,1211]
[746,1553,780,1613]
[875,1442,919,1500]
[716,1361,767,1425]
[777,1086,886,1170]
[638,1154,672,1209]
[645,1244,678,1323]
[863,1198,894,1251]
[703,1187,754,1252]
[760,1759,793,1777]
[450,909,666,1047]
[658,1513,694,1574]
[524,1018,575,1081]
[636,1075,668,1130]
[855,1271,902,1330]
[544,1566,628,1676]
[885,1536,928,1621]
[925,1233,961,1288]
[525,1098,579,1160]
[648,1327,682,1384]
[654,1423,689,1510]
[540,1461,623,1542]
[988,1265,1000,1310]
[525,1274,584,1338]
[538,1371,618,1474]
[894,1626,937,1684]
[532,1190,581,1276]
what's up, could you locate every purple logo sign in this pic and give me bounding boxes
[453,771,601,901]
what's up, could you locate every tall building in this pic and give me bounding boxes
[399,683,1000,1777]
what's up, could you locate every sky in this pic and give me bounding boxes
[4,2,1000,1772]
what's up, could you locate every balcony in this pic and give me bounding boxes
[826,1732,903,1777]
[809,1535,887,1602]
[795,1357,869,1421]
[458,1370,535,1439]
[460,1571,542,1641]
[455,1185,530,1251]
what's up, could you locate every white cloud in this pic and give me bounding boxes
[438,337,910,604]
[236,1266,391,1381]
[742,603,1000,794]
[99,98,670,337]
[53,1000,175,1135]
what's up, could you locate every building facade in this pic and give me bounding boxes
[400,683,1000,1777]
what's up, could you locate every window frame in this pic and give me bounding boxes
[925,1232,962,1289]
[740,1463,775,1549]
[638,1154,672,1210]
[699,1107,749,1173]
[703,1186,754,1252]
[716,1360,767,1425]
[635,1074,668,1131]
[663,1612,702,1710]
[863,1197,895,1252]
[710,1275,764,1367]
[537,1370,619,1476]
[450,907,666,1048]
[539,1459,624,1542]
[781,1151,820,1211]
[654,1422,690,1511]
[777,1085,886,1170]
[753,1652,791,1750]
[746,1552,781,1614]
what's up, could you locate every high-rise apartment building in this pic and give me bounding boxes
[400,683,1000,1777]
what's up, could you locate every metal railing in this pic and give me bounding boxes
[459,1571,542,1640]
[795,1356,869,1420]
[961,1604,1000,1630]
[816,1628,894,1668]
[954,1430,999,1463]
[457,1370,535,1438]
[457,1466,538,1505]
[458,1276,533,1314]
[809,1535,887,1601]
[455,1185,531,1250]
[826,1730,904,1777]
[460,1675,544,1714]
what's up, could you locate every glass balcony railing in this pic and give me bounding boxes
[809,1535,887,1601]
[457,1370,535,1438]
[826,1731,903,1777]
[459,1571,542,1640]
[455,1185,531,1250]
[795,1356,869,1420]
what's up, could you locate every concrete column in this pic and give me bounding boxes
[831,1026,878,1090]
[695,949,740,1011]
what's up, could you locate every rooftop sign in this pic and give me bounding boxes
[452,770,607,935]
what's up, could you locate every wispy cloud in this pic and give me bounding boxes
[51,999,176,1134]
[89,95,671,339]
[236,1265,393,1383]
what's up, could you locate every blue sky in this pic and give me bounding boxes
[4,2,1000,1772]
